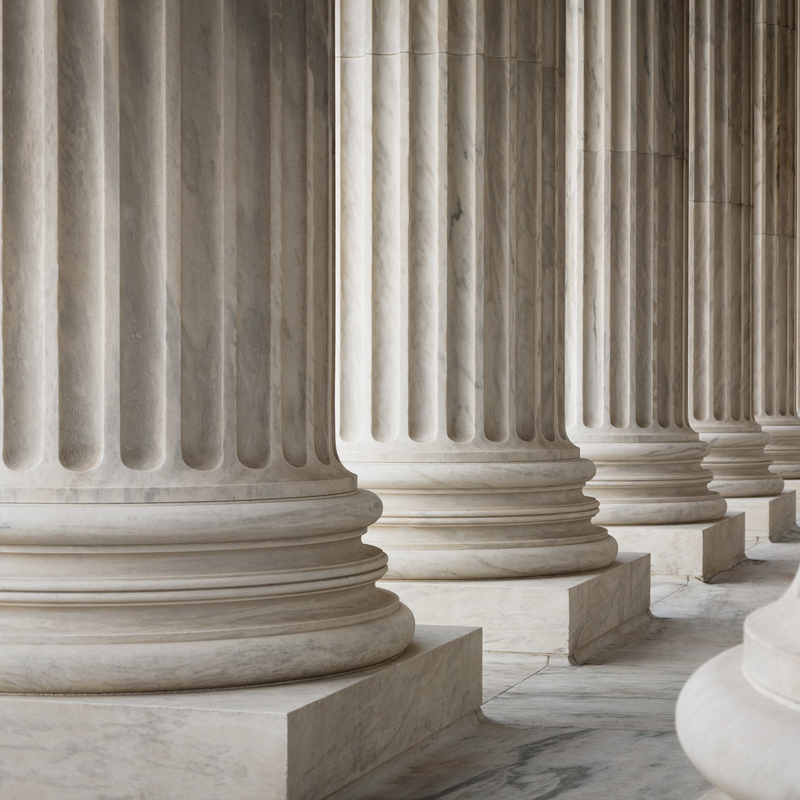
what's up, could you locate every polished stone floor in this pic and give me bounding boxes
[332,533,800,800]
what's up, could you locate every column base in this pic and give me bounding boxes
[378,553,650,655]
[724,490,797,542]
[677,645,800,800]
[0,626,481,800]
[610,512,745,579]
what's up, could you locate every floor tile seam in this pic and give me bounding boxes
[477,717,678,734]
[650,579,691,608]
[480,659,551,704]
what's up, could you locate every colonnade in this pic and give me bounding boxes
[0,0,798,798]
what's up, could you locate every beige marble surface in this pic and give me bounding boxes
[611,512,745,580]
[687,0,782,500]
[335,0,618,580]
[564,0,726,527]
[0,626,481,800]
[725,490,797,540]
[752,2,800,478]
[380,553,650,654]
[0,0,414,693]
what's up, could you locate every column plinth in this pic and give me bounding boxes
[0,0,413,694]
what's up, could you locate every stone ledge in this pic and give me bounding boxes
[379,553,650,655]
[725,490,796,542]
[610,512,745,580]
[0,626,481,800]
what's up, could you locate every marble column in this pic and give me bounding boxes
[564,0,742,577]
[753,1,800,480]
[688,0,794,541]
[677,558,800,798]
[0,0,416,696]
[336,0,650,655]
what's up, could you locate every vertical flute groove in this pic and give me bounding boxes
[180,0,224,471]
[279,0,309,468]
[119,0,166,471]
[370,52,401,443]
[445,51,479,444]
[235,0,272,469]
[57,0,104,472]
[406,50,440,443]
[2,0,45,471]
[307,0,334,466]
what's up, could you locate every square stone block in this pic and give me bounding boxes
[611,512,745,580]
[725,490,796,541]
[379,553,650,655]
[0,626,481,800]
[779,480,800,517]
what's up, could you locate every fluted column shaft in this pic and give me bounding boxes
[0,0,413,693]
[336,0,617,580]
[565,0,726,525]
[753,0,800,477]
[688,0,782,497]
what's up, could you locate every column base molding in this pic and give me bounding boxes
[577,441,728,526]
[378,553,650,655]
[352,459,618,580]
[610,512,745,580]
[0,492,416,693]
[677,645,800,800]
[0,626,480,800]
[725,491,797,542]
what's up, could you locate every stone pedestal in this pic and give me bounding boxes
[612,513,745,580]
[335,0,642,652]
[726,490,797,542]
[380,553,650,656]
[0,626,481,800]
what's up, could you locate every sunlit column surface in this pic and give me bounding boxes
[335,0,618,579]
[564,0,727,525]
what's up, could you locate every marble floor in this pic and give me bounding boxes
[331,534,800,800]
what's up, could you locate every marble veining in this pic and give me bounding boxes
[687,0,783,499]
[564,0,727,526]
[0,0,354,502]
[0,0,415,693]
[752,3,800,479]
[335,0,619,579]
